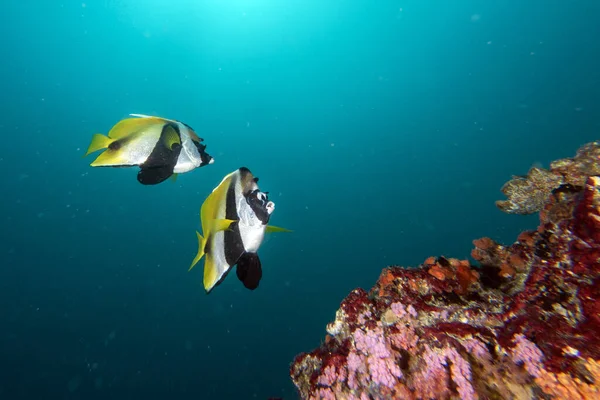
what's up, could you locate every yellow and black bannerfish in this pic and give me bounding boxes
[189,167,291,293]
[84,114,214,185]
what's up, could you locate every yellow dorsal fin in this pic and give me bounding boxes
[107,117,164,140]
[162,124,181,150]
[189,231,206,272]
[84,134,114,157]
[266,225,292,233]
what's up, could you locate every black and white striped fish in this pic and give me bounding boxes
[84,114,213,185]
[189,167,291,293]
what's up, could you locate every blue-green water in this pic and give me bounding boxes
[1,1,599,399]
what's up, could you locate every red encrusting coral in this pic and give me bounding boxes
[290,142,600,399]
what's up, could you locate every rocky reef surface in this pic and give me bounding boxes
[290,141,600,400]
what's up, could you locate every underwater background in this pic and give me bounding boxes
[1,0,599,399]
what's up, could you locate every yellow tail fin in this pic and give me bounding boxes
[84,134,114,157]
[189,231,206,271]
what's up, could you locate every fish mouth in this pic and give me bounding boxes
[266,201,275,215]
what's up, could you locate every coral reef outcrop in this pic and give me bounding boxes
[290,142,600,399]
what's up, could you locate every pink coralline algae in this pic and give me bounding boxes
[290,141,600,399]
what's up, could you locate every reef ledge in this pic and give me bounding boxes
[290,141,600,400]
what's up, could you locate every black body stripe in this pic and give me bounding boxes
[224,173,246,266]
[137,122,182,185]
[225,172,239,220]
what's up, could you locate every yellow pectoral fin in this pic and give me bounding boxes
[84,134,114,157]
[266,225,293,233]
[189,231,206,272]
[210,219,237,233]
[169,173,178,183]
[161,124,182,149]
